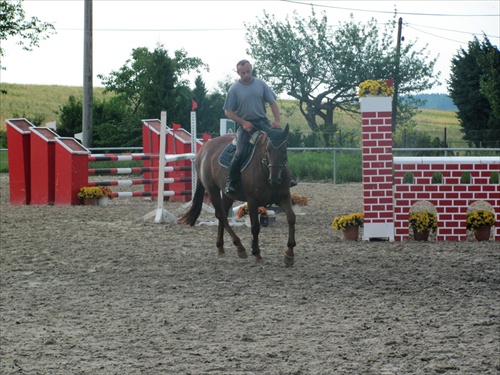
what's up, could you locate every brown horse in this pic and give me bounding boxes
[178,125,296,266]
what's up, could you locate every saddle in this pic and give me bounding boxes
[219,131,263,172]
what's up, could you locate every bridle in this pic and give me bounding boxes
[261,136,288,172]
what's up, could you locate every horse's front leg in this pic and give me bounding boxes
[249,209,262,261]
[282,203,296,266]
[216,220,225,257]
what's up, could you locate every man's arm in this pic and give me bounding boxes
[269,102,281,128]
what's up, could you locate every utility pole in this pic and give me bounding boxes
[82,0,93,147]
[392,17,403,133]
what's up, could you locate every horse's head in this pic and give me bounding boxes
[263,124,290,187]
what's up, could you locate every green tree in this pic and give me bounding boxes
[449,35,500,147]
[98,44,207,127]
[0,0,55,64]
[245,8,439,144]
[58,95,141,147]
[57,95,83,138]
[479,40,500,121]
[192,76,225,136]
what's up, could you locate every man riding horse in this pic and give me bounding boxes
[223,59,295,195]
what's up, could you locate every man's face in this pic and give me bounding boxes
[237,63,253,84]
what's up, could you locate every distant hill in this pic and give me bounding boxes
[413,93,457,111]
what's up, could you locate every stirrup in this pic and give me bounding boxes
[224,180,237,194]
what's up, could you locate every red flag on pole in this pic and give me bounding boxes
[192,100,198,111]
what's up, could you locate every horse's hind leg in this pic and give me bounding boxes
[211,189,247,258]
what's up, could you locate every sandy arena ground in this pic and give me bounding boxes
[0,174,498,374]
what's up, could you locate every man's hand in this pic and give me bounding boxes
[241,120,253,132]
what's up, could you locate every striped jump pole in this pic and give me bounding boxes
[88,165,190,175]
[88,153,158,162]
[114,190,192,198]
[87,177,191,187]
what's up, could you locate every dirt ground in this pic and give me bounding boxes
[1,174,498,374]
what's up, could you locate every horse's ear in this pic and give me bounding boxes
[283,124,289,138]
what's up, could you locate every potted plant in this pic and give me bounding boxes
[291,194,308,213]
[332,212,364,241]
[408,211,438,241]
[237,204,269,227]
[77,186,104,205]
[466,210,496,241]
[97,186,114,206]
[358,79,394,97]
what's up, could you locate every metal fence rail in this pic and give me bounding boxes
[1,147,499,184]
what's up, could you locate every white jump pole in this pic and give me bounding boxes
[137,111,177,223]
[190,110,197,199]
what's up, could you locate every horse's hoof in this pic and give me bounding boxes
[254,254,263,262]
[237,250,248,259]
[284,254,294,267]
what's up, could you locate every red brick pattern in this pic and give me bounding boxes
[361,110,394,227]
[393,160,499,241]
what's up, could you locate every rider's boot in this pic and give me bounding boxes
[224,155,241,195]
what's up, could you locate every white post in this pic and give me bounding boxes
[137,111,177,223]
[190,111,197,198]
[154,111,169,222]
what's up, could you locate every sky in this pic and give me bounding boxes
[1,0,499,95]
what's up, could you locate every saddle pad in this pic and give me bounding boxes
[219,142,257,172]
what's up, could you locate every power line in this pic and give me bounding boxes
[59,28,243,32]
[405,25,469,44]
[406,23,500,40]
[282,0,500,17]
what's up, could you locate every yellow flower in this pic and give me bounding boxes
[77,186,105,199]
[332,212,364,230]
[409,211,438,234]
[466,210,496,232]
[358,80,394,98]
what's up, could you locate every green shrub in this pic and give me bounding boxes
[403,172,414,184]
[490,172,499,184]
[289,150,362,183]
[461,172,471,184]
[431,172,443,184]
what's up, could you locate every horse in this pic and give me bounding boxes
[178,125,296,266]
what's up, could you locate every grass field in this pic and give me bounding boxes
[0,83,109,130]
[1,83,459,137]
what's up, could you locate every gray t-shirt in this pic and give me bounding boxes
[223,78,277,120]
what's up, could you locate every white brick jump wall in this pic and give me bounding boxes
[361,96,499,241]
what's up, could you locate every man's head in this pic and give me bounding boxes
[236,59,253,84]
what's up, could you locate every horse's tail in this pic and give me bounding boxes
[178,180,205,226]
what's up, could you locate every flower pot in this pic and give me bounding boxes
[343,225,359,241]
[244,216,252,227]
[97,197,109,206]
[474,226,491,241]
[83,197,97,206]
[292,205,302,214]
[413,229,429,241]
